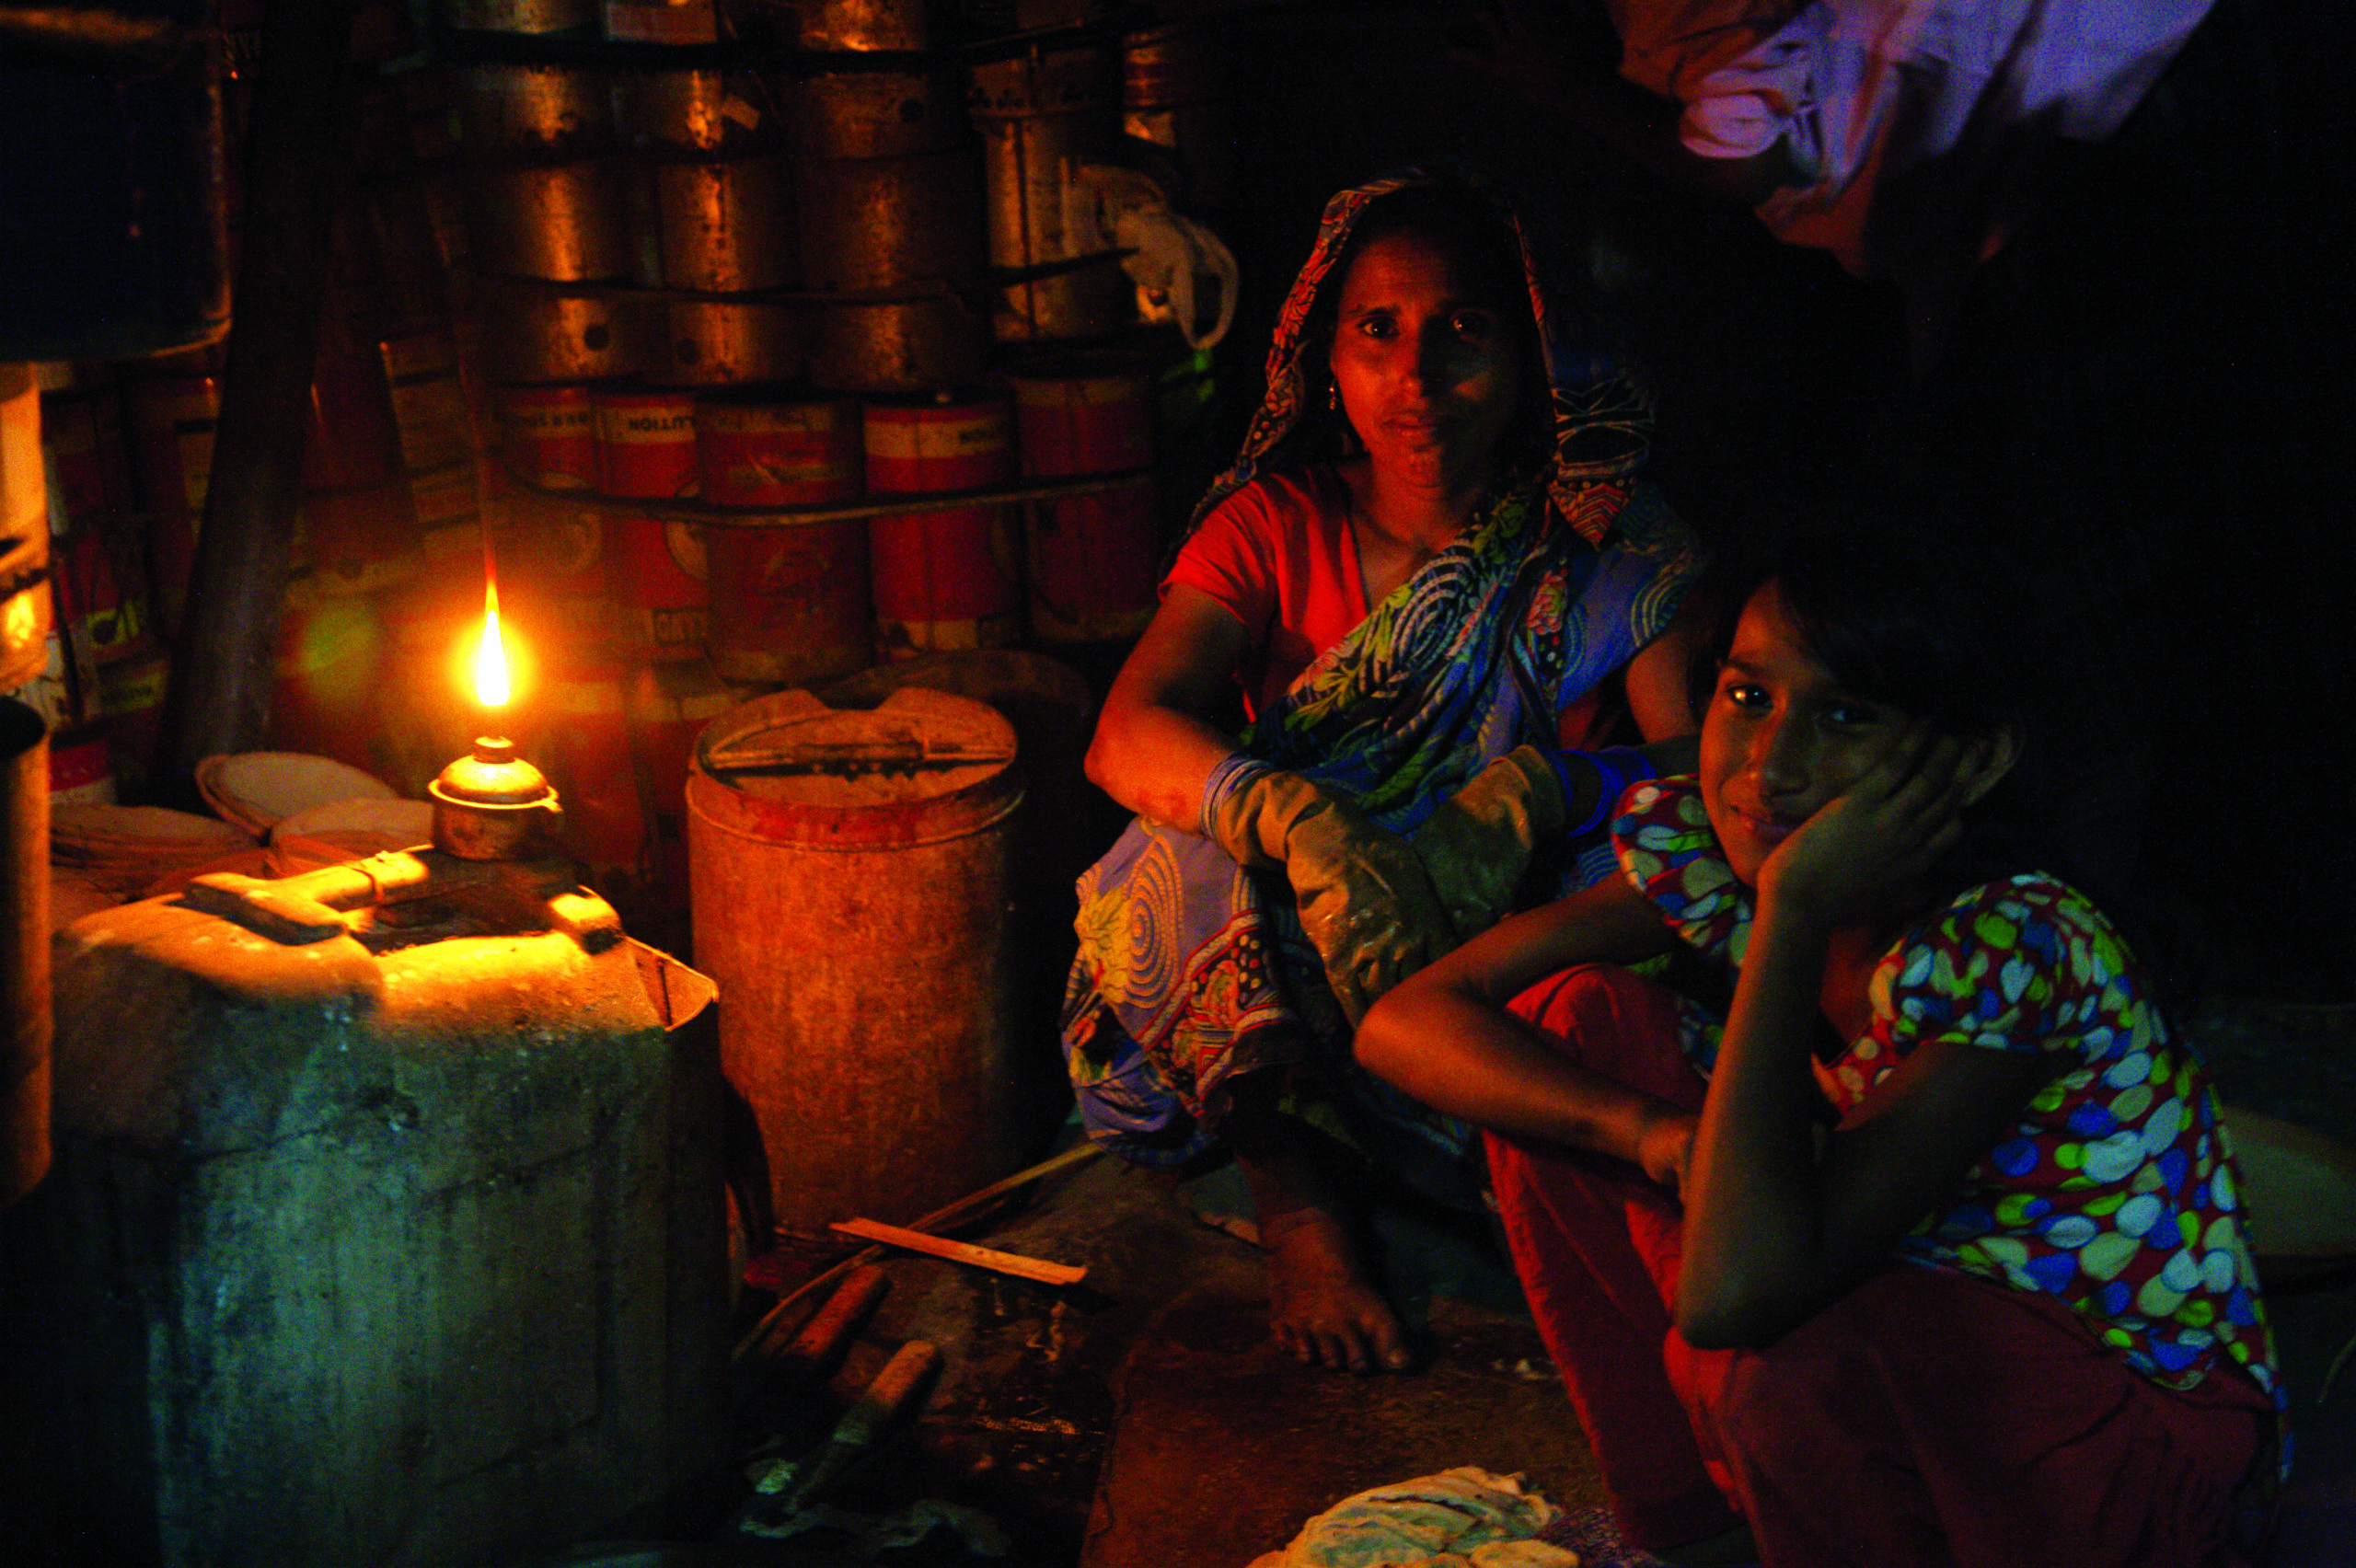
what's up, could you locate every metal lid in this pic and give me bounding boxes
[687,687,1020,848]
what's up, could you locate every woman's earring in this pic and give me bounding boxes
[1327,381,1339,413]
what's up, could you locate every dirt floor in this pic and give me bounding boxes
[528,992,2356,1568]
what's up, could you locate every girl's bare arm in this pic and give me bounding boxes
[1357,876,1690,1177]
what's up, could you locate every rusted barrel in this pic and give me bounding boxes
[496,383,600,489]
[794,0,933,52]
[797,64,988,394]
[478,278,659,383]
[1011,354,1161,642]
[700,393,872,685]
[2,696,47,1209]
[864,394,1022,658]
[969,46,1131,343]
[1122,20,1238,210]
[595,384,699,498]
[612,515,710,663]
[687,686,1026,1249]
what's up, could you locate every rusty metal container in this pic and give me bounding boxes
[864,393,1022,658]
[969,46,1132,342]
[467,159,637,282]
[796,64,968,159]
[605,0,718,44]
[796,147,984,295]
[437,0,598,33]
[805,294,988,395]
[687,686,1025,1249]
[654,299,808,386]
[794,0,936,52]
[454,60,615,156]
[1011,354,1161,641]
[617,64,787,156]
[10,850,728,1566]
[1122,20,1238,210]
[1,697,45,1209]
[479,279,660,383]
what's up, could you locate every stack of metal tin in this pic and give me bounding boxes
[793,0,990,392]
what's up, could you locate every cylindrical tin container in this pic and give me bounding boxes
[863,395,1022,657]
[817,649,1122,1151]
[1011,359,1154,476]
[795,146,985,294]
[611,515,710,663]
[454,61,615,156]
[595,386,699,499]
[436,0,599,33]
[1025,477,1159,642]
[616,65,786,156]
[605,0,718,44]
[795,0,932,52]
[806,294,987,396]
[27,855,726,1564]
[687,686,1027,1245]
[478,280,659,384]
[698,393,863,506]
[637,154,796,293]
[1122,21,1238,209]
[795,66,968,160]
[2,697,47,1208]
[707,515,872,685]
[465,160,635,282]
[653,299,807,386]
[969,47,1132,342]
[496,383,600,489]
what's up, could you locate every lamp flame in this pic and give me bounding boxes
[475,575,510,710]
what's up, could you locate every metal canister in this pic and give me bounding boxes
[611,516,710,663]
[653,301,806,386]
[863,394,1021,658]
[604,0,718,44]
[435,0,599,33]
[1011,357,1160,642]
[1122,20,1237,210]
[477,279,659,384]
[698,393,863,506]
[594,386,699,499]
[793,0,933,52]
[687,687,1028,1246]
[795,147,984,296]
[634,153,796,292]
[794,65,967,161]
[615,63,785,156]
[495,384,600,490]
[454,60,614,157]
[465,159,636,282]
[968,46,1131,342]
[806,295,987,396]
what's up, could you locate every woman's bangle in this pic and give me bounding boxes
[1547,744,1657,838]
[1199,752,1276,831]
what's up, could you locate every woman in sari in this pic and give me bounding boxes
[1063,166,1705,1371]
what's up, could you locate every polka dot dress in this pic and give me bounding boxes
[1613,778,2289,1471]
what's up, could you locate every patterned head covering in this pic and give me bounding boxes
[1192,161,1657,546]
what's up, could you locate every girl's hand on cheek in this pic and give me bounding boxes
[1758,722,1977,928]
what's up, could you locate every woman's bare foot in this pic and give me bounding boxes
[1260,1205,1414,1373]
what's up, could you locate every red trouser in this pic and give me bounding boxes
[1484,964,2272,1567]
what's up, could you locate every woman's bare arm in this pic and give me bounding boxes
[1083,584,1255,831]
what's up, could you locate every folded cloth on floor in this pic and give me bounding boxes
[1249,1467,1581,1567]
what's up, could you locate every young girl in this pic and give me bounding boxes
[1358,535,2286,1566]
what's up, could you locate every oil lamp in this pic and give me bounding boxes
[429,567,562,860]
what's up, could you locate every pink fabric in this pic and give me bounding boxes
[1162,465,1368,720]
[1485,964,2273,1566]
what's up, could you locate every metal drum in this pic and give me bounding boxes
[805,295,988,396]
[594,385,699,498]
[478,279,659,384]
[495,383,601,489]
[796,147,984,295]
[453,60,614,157]
[611,515,711,663]
[654,299,808,386]
[968,46,1131,342]
[616,63,786,156]
[1010,354,1161,641]
[436,0,598,32]
[1122,20,1238,210]
[466,159,636,282]
[687,686,1027,1249]
[604,0,718,44]
[863,394,1022,658]
[794,0,935,52]
[635,153,796,292]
